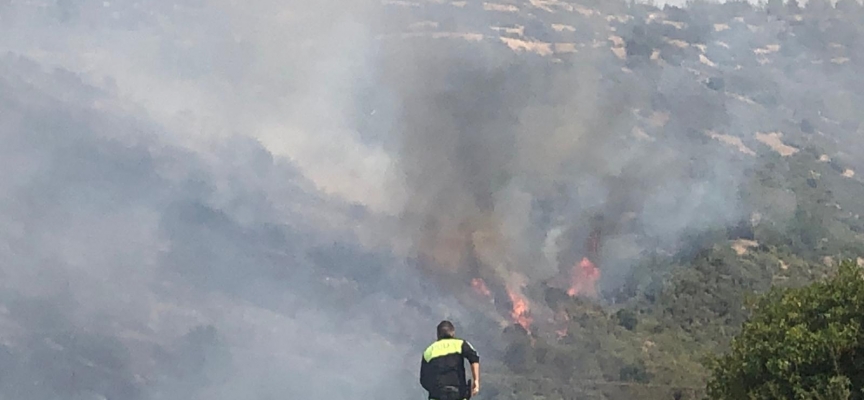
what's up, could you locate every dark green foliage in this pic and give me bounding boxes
[620,361,651,383]
[706,77,725,92]
[615,309,639,331]
[706,260,864,399]
[625,25,656,59]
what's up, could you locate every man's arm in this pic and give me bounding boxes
[462,341,481,395]
[419,357,433,393]
[470,361,480,395]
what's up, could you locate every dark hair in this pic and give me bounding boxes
[437,320,455,339]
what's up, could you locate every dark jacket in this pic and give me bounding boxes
[419,338,480,399]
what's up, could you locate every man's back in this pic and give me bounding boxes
[419,337,479,400]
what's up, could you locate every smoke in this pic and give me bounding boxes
[0,49,448,398]
[0,1,451,398]
[380,19,752,324]
[0,0,844,397]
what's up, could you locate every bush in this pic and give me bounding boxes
[615,309,639,331]
[706,260,864,399]
[620,361,652,383]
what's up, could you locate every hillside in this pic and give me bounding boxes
[2,0,864,399]
[367,0,864,399]
[380,0,864,398]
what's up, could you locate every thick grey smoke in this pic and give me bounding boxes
[378,15,752,316]
[0,1,453,399]
[0,51,445,398]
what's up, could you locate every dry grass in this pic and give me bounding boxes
[492,25,525,37]
[755,132,799,156]
[662,20,685,29]
[707,131,756,156]
[553,43,577,53]
[754,44,780,55]
[382,0,420,6]
[667,39,689,48]
[501,37,553,56]
[573,4,596,16]
[699,54,717,67]
[608,35,625,47]
[732,239,759,255]
[484,2,519,12]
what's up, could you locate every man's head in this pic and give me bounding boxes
[437,320,456,340]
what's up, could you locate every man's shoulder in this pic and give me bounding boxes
[425,338,465,350]
[461,339,478,354]
[423,338,466,360]
[425,338,465,347]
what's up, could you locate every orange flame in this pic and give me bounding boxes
[567,257,600,297]
[506,287,532,331]
[471,278,492,298]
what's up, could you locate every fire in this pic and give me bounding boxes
[567,257,600,297]
[471,278,492,298]
[506,286,533,331]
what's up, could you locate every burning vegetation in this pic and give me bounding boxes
[471,277,492,298]
[567,257,600,298]
[416,209,609,336]
[506,285,533,332]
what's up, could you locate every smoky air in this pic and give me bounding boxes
[0,0,860,399]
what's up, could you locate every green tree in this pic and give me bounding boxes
[615,308,639,331]
[706,260,864,400]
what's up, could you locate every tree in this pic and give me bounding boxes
[706,260,864,399]
[615,308,639,331]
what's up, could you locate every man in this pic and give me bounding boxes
[420,320,481,400]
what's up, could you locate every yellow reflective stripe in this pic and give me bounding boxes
[423,338,464,362]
